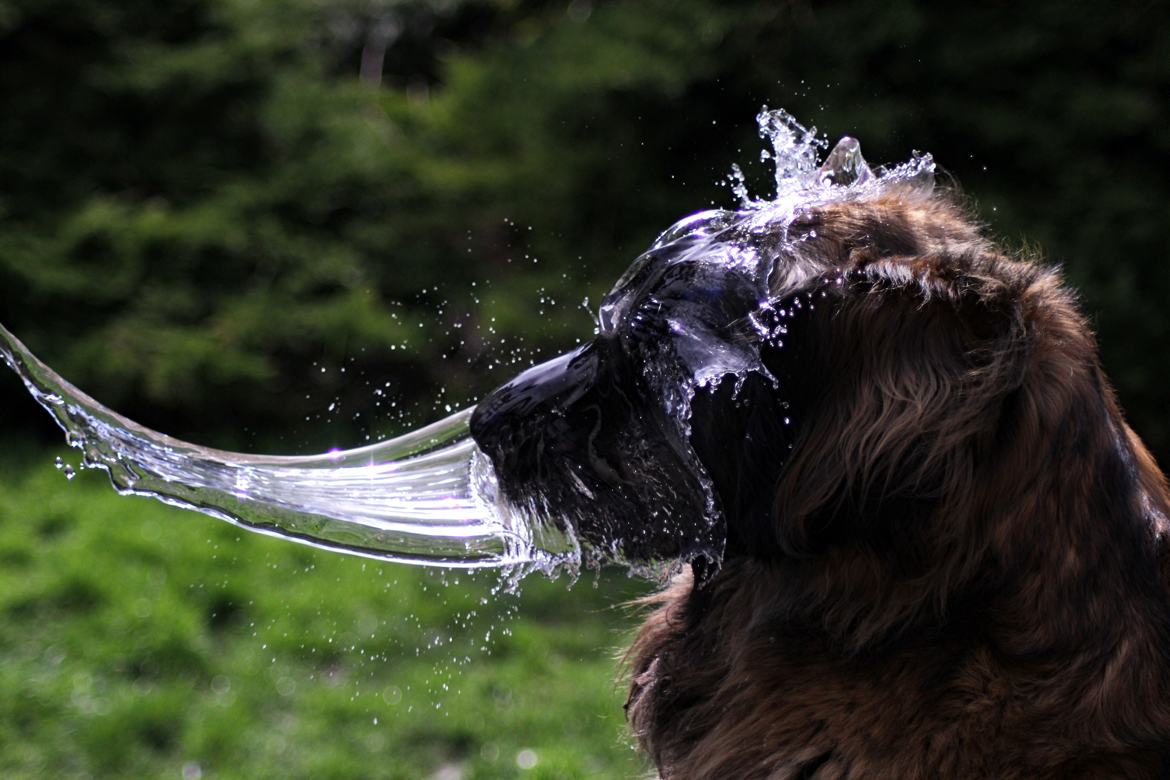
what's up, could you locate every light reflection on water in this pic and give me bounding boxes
[0,107,936,585]
[0,323,579,581]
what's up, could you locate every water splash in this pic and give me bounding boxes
[575,109,941,568]
[0,324,577,578]
[730,107,934,217]
[624,107,937,424]
[1,107,938,580]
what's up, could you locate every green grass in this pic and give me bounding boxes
[0,449,656,779]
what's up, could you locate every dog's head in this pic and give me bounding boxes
[469,190,1027,569]
[471,185,1169,624]
[470,205,795,566]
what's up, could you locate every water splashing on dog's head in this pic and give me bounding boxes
[612,108,937,424]
[2,107,938,585]
[470,108,940,577]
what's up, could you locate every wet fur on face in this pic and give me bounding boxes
[625,195,1170,778]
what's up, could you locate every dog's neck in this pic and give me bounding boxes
[627,426,1170,779]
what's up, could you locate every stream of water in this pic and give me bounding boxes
[1,107,935,580]
[0,323,579,572]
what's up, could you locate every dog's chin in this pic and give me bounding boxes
[482,404,723,566]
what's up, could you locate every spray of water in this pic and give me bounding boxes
[0,323,578,574]
[611,107,936,491]
[0,108,935,580]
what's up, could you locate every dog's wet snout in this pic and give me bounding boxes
[470,343,601,469]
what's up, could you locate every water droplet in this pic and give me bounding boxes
[516,749,538,770]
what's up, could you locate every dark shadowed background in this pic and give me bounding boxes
[0,1,1167,777]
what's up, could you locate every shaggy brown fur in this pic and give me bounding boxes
[624,194,1170,778]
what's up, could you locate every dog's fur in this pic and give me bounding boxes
[623,194,1170,778]
[471,189,1170,777]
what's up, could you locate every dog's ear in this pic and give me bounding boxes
[769,250,1034,559]
[768,242,1170,655]
[743,242,1076,656]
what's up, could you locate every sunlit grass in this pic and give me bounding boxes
[0,450,654,779]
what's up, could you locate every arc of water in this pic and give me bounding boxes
[0,323,574,571]
[0,108,937,578]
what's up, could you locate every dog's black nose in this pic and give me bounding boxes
[470,343,600,466]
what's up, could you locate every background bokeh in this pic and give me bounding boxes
[1,1,1167,778]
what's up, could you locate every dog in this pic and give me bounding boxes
[470,186,1170,777]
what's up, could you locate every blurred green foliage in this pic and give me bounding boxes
[0,452,651,778]
[1,0,1165,459]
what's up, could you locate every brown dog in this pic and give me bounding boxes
[622,195,1170,778]
[471,178,1170,777]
